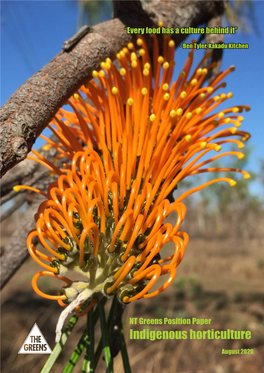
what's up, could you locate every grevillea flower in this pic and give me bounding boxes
[15,33,250,341]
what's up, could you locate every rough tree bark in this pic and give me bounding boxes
[0,0,225,177]
[0,0,225,287]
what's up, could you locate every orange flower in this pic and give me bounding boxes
[15,34,250,340]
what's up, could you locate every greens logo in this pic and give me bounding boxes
[18,323,52,354]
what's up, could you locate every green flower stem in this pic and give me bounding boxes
[98,299,113,373]
[93,297,107,320]
[94,338,103,368]
[118,321,131,373]
[41,298,107,373]
[88,308,95,371]
[94,295,118,369]
[82,307,95,372]
[41,313,80,373]
[63,299,106,372]
[63,332,88,373]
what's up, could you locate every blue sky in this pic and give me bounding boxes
[1,1,264,193]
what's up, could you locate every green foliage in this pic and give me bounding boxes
[257,259,264,269]
[77,0,113,29]
[225,0,260,35]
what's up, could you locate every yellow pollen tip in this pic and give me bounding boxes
[233,107,239,113]
[242,134,251,141]
[127,98,134,106]
[238,116,244,122]
[158,21,164,27]
[99,70,105,78]
[169,40,175,47]
[105,62,111,70]
[197,68,202,75]
[163,93,170,101]
[139,49,145,56]
[238,143,245,149]
[229,180,237,187]
[215,145,222,152]
[127,42,134,50]
[150,114,156,122]
[185,134,192,142]
[100,62,106,69]
[163,83,169,91]
[214,96,220,102]
[142,88,148,95]
[137,38,143,46]
[163,62,170,69]
[202,68,208,75]
[131,53,137,61]
[235,121,241,128]
[196,108,202,115]
[105,58,111,64]
[143,69,149,76]
[199,93,205,100]
[220,93,226,99]
[116,53,121,60]
[158,56,164,63]
[92,70,98,78]
[42,144,51,151]
[227,92,233,98]
[201,142,207,149]
[218,112,224,119]
[170,110,176,118]
[230,127,237,134]
[225,118,231,124]
[144,63,150,69]
[120,68,126,76]
[120,51,125,58]
[122,47,128,54]
[73,93,79,100]
[50,173,55,177]
[111,87,118,95]
[244,173,251,179]
[229,65,235,72]
[180,71,185,78]
[131,61,137,68]
[13,186,21,192]
[180,91,187,99]
[184,81,190,88]
[207,87,213,94]
[191,78,197,86]
[186,112,192,120]
[237,153,244,159]
[176,108,183,116]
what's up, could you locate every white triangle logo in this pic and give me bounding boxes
[18,323,52,354]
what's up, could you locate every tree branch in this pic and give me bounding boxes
[202,14,225,82]
[0,199,42,288]
[0,0,225,177]
[0,195,25,223]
